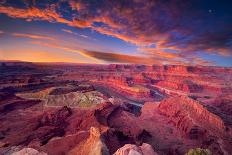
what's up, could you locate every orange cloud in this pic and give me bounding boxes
[69,1,86,11]
[61,29,76,35]
[12,33,55,41]
[0,5,71,24]
[191,57,215,66]
[138,47,181,59]
[205,48,232,57]
[70,18,92,28]
[0,3,175,47]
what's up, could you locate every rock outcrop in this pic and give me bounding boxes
[140,98,231,155]
[11,148,47,155]
[68,127,109,155]
[113,143,158,155]
[156,80,203,93]
[17,87,106,108]
[94,102,120,126]
[39,106,72,127]
[158,96,225,138]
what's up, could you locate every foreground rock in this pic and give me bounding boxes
[11,148,47,155]
[113,143,158,155]
[106,96,232,154]
[141,97,232,154]
[68,127,109,155]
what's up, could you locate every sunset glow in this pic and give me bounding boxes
[0,0,232,66]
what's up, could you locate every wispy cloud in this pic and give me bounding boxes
[138,47,181,59]
[79,34,89,38]
[12,33,55,41]
[30,41,101,63]
[30,40,156,64]
[30,40,214,65]
[61,28,91,39]
[61,29,78,35]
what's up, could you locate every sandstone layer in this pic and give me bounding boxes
[0,63,231,155]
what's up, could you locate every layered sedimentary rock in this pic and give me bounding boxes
[156,80,203,93]
[213,94,232,115]
[98,79,150,98]
[1,63,232,155]
[130,97,231,155]
[158,96,225,138]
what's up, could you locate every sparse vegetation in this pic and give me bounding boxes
[185,148,212,155]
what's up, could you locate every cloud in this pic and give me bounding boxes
[61,28,90,39]
[67,0,232,56]
[138,47,181,59]
[30,41,101,63]
[61,28,75,34]
[81,50,158,64]
[30,40,214,66]
[0,0,231,65]
[12,33,55,41]
[82,50,215,66]
[30,40,159,64]
[0,30,3,34]
[0,5,70,24]
[79,34,88,38]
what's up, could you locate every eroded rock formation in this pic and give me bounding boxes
[0,63,232,155]
[113,143,158,155]
[158,96,225,137]
[68,127,109,155]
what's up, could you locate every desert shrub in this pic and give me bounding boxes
[185,148,212,155]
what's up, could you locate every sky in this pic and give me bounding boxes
[0,0,232,66]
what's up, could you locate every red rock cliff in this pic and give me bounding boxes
[158,96,225,138]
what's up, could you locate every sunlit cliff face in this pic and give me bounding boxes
[0,0,232,66]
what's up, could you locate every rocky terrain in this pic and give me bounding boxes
[0,62,231,155]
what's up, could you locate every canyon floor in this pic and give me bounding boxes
[0,62,232,155]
